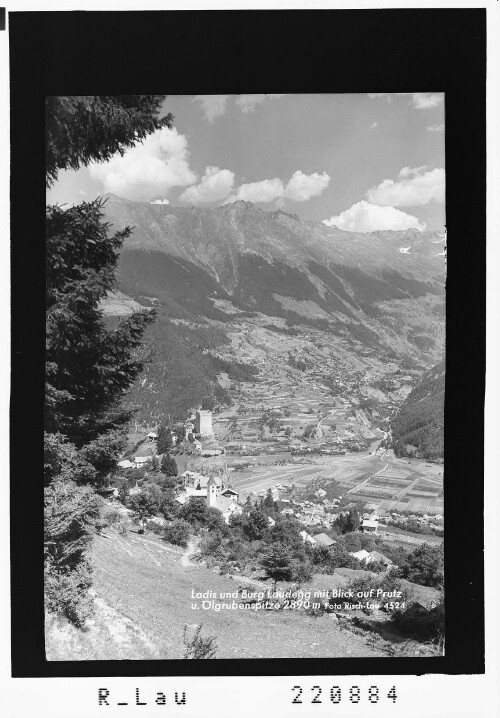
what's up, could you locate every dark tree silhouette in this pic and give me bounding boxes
[44,95,172,626]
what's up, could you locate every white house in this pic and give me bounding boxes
[147,431,158,443]
[117,459,135,469]
[360,519,379,534]
[350,549,373,563]
[222,487,239,502]
[220,500,243,524]
[299,530,316,546]
[350,549,392,568]
[134,456,150,466]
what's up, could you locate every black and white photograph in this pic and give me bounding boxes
[43,92,446,661]
[6,6,492,715]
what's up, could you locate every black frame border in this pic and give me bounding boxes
[10,8,486,677]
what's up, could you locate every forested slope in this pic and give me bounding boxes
[391,359,445,461]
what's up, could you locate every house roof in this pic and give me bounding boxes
[216,496,241,512]
[369,551,392,565]
[299,530,316,544]
[185,488,207,498]
[313,533,335,546]
[222,488,238,496]
[350,549,372,561]
[362,519,379,528]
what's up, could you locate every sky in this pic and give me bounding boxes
[47,93,446,232]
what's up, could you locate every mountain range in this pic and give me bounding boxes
[100,195,445,425]
[103,194,445,360]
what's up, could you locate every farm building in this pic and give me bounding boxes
[147,431,158,443]
[349,549,374,563]
[360,519,379,534]
[117,459,135,469]
[134,456,151,467]
[349,549,392,567]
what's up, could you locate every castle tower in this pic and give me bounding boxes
[195,410,213,437]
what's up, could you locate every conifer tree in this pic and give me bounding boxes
[160,453,178,477]
[264,488,275,512]
[156,424,173,454]
[46,96,173,188]
[46,200,156,470]
[44,95,173,626]
[262,544,295,589]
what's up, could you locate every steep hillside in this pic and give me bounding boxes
[44,528,390,660]
[97,196,446,425]
[103,195,445,367]
[391,359,445,461]
[104,194,445,285]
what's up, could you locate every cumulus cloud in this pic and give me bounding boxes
[223,170,330,205]
[366,166,445,206]
[193,95,229,122]
[224,177,285,204]
[179,166,235,204]
[89,127,196,201]
[323,201,426,233]
[284,170,330,202]
[427,123,444,132]
[234,94,286,113]
[150,198,170,205]
[410,93,443,109]
[368,92,444,110]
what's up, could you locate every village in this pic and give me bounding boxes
[109,398,444,551]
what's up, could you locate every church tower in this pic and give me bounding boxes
[207,476,219,508]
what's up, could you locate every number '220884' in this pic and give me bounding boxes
[292,685,398,704]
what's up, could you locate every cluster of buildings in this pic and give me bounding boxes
[377,511,444,534]
[278,495,343,529]
[117,410,221,471]
[175,470,243,524]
